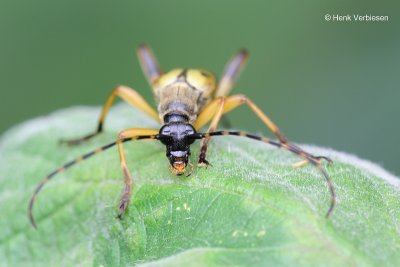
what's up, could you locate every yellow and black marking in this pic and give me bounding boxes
[29,44,336,229]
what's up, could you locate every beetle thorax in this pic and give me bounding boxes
[157,83,203,123]
[153,68,216,124]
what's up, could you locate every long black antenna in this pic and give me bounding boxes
[28,135,159,229]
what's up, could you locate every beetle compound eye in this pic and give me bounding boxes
[159,125,171,135]
[184,124,196,135]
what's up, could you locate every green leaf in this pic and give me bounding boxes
[0,104,399,267]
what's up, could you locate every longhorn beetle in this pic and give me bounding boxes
[28,44,335,228]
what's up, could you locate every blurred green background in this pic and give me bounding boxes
[1,1,399,175]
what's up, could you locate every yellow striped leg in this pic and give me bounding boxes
[115,128,159,218]
[61,86,160,145]
[194,94,290,165]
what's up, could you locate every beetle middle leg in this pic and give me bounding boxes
[194,94,330,166]
[61,86,160,145]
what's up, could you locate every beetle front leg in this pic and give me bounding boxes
[197,97,226,167]
[115,128,159,218]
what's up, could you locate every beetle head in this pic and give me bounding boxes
[158,123,196,175]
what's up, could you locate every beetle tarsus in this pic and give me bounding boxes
[198,158,212,168]
[315,156,333,165]
[59,132,100,146]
